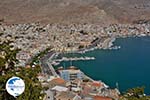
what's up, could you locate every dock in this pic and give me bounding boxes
[51,56,95,66]
[54,56,95,62]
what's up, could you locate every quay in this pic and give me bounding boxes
[54,56,95,62]
[40,51,120,100]
[51,56,95,66]
[40,51,59,77]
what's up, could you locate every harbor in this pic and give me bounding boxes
[1,0,150,99]
[39,46,120,100]
[56,36,150,94]
[40,36,150,95]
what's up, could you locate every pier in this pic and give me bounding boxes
[51,56,95,66]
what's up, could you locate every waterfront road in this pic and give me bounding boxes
[40,51,58,76]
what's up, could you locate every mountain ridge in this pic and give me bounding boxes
[0,0,150,25]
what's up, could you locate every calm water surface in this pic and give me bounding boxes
[55,36,150,94]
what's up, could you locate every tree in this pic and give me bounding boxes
[0,41,20,74]
[0,65,44,100]
[126,86,145,98]
[0,41,44,100]
[121,87,150,100]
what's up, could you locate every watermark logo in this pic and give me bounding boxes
[6,77,25,97]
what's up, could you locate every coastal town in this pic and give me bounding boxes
[1,19,150,100]
[38,51,120,100]
[1,0,150,99]
[0,21,150,66]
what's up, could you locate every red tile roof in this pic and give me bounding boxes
[94,96,112,100]
[92,81,103,87]
[51,78,65,84]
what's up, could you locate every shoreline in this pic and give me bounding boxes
[63,35,150,55]
[1,21,150,94]
[49,35,150,91]
[1,22,150,67]
[53,36,150,94]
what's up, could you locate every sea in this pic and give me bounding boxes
[55,36,150,94]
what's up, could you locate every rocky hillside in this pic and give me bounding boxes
[0,0,150,25]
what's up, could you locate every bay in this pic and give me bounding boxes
[55,36,150,94]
